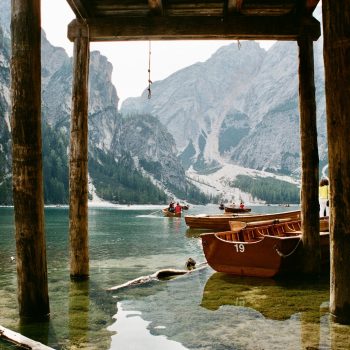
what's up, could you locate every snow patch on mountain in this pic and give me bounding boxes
[186,163,299,205]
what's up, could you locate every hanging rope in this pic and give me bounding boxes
[147,41,152,99]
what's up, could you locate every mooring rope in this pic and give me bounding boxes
[274,237,302,258]
[147,41,152,99]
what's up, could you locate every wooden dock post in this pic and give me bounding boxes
[69,21,90,280]
[322,0,350,324]
[297,35,320,275]
[10,0,50,318]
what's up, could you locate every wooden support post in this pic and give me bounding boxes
[11,0,50,319]
[297,36,320,275]
[323,0,350,324]
[69,22,90,280]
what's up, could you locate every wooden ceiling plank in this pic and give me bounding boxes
[68,15,320,42]
[241,4,294,16]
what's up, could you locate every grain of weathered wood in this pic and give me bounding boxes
[67,15,320,42]
[323,0,350,325]
[11,0,50,319]
[69,22,90,280]
[297,36,320,275]
[66,0,318,19]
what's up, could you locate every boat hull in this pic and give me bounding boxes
[185,210,301,231]
[201,231,329,278]
[162,208,181,217]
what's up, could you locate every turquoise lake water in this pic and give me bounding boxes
[0,205,350,350]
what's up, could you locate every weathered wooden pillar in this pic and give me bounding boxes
[11,0,50,318]
[297,35,320,275]
[69,22,90,280]
[323,0,350,324]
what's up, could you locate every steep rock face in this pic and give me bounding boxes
[121,38,327,176]
[41,35,120,153]
[39,33,186,198]
[219,108,250,155]
[0,1,10,36]
[111,114,187,191]
[0,23,11,187]
[229,39,326,174]
[0,3,188,202]
[88,51,120,152]
[230,42,301,172]
[122,42,266,157]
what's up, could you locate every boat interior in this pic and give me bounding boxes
[216,218,329,243]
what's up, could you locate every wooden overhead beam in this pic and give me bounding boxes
[148,0,163,15]
[66,0,91,19]
[68,15,320,42]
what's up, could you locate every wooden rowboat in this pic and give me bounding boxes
[185,210,301,231]
[224,206,252,214]
[162,208,181,217]
[200,219,329,278]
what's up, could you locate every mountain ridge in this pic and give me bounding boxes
[121,38,327,178]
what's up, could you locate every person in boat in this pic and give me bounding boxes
[168,202,175,213]
[174,202,182,215]
[239,201,245,209]
[319,177,330,217]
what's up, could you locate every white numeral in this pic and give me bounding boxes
[234,243,245,253]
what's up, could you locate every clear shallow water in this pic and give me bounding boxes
[0,205,349,350]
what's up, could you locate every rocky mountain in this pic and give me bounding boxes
[0,24,12,202]
[111,114,185,190]
[121,31,327,177]
[1,0,325,205]
[0,2,201,204]
[41,31,120,153]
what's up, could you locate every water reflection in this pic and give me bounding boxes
[108,302,187,350]
[18,318,50,347]
[330,321,350,350]
[185,228,211,238]
[201,272,337,349]
[68,280,90,348]
[2,207,350,350]
[201,273,329,321]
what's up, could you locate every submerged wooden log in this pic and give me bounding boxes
[69,21,90,280]
[0,325,54,350]
[297,35,320,275]
[323,0,350,324]
[11,0,50,318]
[107,262,207,291]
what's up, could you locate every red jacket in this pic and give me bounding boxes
[174,205,182,214]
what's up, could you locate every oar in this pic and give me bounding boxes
[146,209,163,216]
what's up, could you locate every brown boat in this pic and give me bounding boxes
[224,206,252,214]
[184,210,301,231]
[162,208,181,217]
[200,218,329,278]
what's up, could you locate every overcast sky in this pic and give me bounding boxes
[41,0,274,104]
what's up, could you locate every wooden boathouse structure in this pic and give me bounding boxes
[11,0,350,323]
